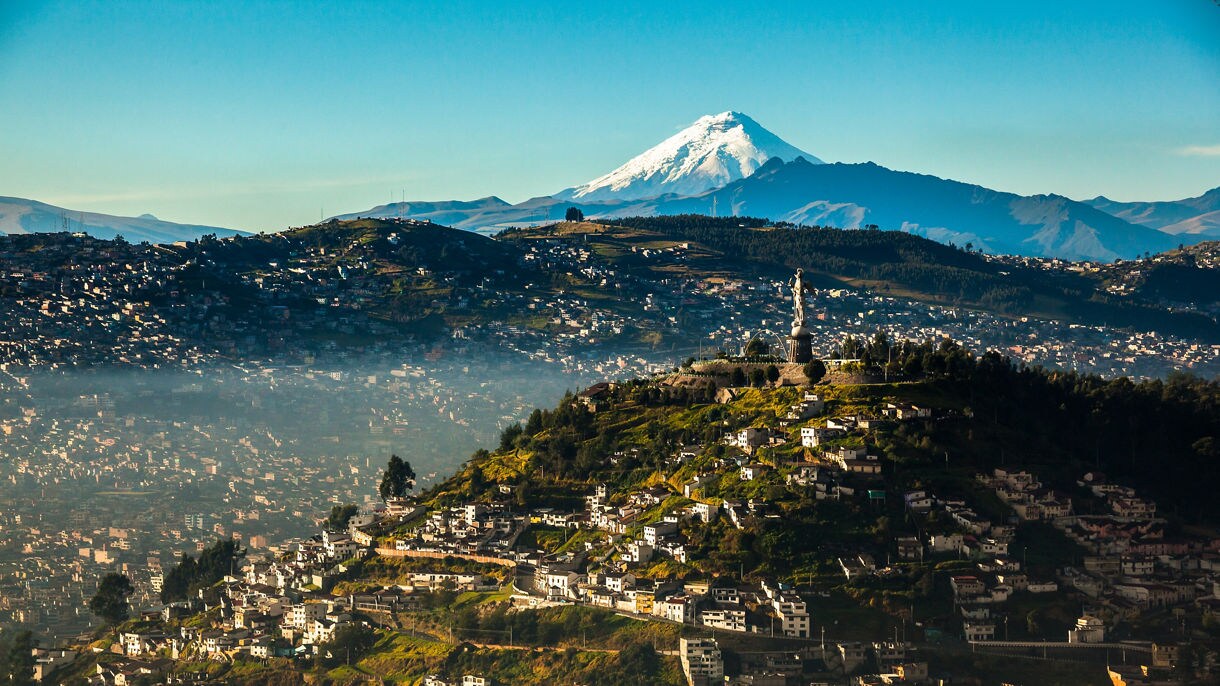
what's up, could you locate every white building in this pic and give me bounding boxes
[700,608,747,632]
[963,621,995,641]
[772,594,810,638]
[289,602,327,629]
[1068,615,1106,643]
[643,521,677,546]
[680,637,724,685]
[655,594,694,623]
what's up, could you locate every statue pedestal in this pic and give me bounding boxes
[788,326,813,364]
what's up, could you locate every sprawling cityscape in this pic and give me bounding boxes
[2,2,1219,685]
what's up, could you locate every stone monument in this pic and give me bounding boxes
[788,268,813,363]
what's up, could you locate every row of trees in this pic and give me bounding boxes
[727,365,780,387]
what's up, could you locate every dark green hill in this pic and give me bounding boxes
[1094,240,1220,310]
[428,338,1220,535]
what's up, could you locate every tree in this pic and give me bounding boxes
[803,359,827,383]
[0,630,36,686]
[89,573,133,625]
[729,367,747,387]
[749,368,766,387]
[160,553,197,604]
[1025,609,1041,636]
[744,338,769,357]
[315,624,378,668]
[325,504,359,531]
[525,409,544,435]
[160,539,244,604]
[615,642,660,678]
[378,454,416,502]
[765,365,780,384]
[564,207,584,222]
[1174,643,1201,679]
[499,424,524,451]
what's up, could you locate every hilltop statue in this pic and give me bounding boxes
[789,268,813,330]
[787,268,814,363]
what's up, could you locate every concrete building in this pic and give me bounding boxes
[680,637,724,686]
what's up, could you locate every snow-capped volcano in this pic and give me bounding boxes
[556,111,822,202]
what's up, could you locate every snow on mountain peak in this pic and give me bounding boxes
[557,111,823,202]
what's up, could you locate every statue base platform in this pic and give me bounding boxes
[788,332,813,364]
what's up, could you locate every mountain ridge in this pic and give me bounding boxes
[348,156,1181,261]
[1084,186,1220,237]
[0,196,247,243]
[338,112,1198,261]
[649,158,1184,260]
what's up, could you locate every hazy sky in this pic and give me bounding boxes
[1,0,1218,231]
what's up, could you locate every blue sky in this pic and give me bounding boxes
[1,0,1217,231]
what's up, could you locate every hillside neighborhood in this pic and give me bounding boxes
[35,360,1220,685]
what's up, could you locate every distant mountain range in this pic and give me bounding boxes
[341,111,1218,261]
[6,112,1216,259]
[0,196,247,243]
[629,158,1182,260]
[1084,187,1220,238]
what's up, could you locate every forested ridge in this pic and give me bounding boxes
[435,335,1220,527]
